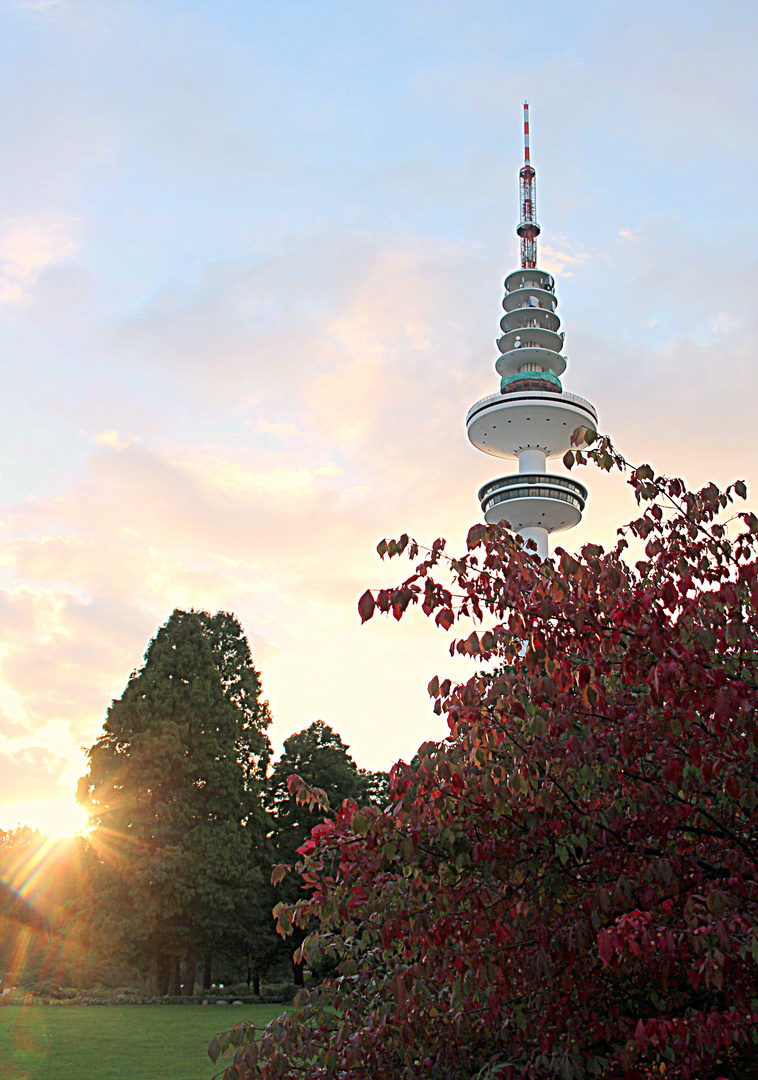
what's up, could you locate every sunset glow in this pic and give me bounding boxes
[0,2,756,832]
[0,800,89,842]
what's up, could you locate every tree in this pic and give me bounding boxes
[78,608,272,994]
[265,720,388,984]
[267,721,387,865]
[213,442,758,1079]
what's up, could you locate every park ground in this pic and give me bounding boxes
[0,1003,287,1080]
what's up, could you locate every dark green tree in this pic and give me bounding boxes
[265,720,388,984]
[77,609,273,994]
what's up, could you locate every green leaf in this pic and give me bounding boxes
[208,1036,221,1064]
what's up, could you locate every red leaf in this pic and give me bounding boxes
[358,590,376,624]
[635,1019,649,1050]
[271,863,291,885]
[463,631,480,655]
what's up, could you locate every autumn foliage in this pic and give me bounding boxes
[213,439,758,1079]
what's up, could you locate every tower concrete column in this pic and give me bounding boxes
[518,449,547,474]
[519,527,549,561]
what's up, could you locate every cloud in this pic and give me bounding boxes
[0,707,29,739]
[0,745,71,805]
[0,215,80,306]
[0,233,496,781]
[0,585,155,744]
[93,430,132,450]
[538,244,589,279]
[12,1,69,12]
[257,420,300,439]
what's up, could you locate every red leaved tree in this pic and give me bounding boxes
[212,439,758,1079]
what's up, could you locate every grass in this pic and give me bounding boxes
[0,1003,288,1080]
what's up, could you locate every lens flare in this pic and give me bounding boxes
[0,832,88,991]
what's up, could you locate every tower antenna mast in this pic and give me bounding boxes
[517,101,540,269]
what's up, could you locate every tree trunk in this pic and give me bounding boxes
[170,954,181,997]
[202,949,212,990]
[184,952,198,997]
[156,950,172,997]
[293,959,304,986]
[253,971,260,996]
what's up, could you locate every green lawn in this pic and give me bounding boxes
[0,1003,288,1080]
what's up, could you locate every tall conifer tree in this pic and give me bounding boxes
[78,609,272,993]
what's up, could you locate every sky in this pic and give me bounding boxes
[0,0,756,835]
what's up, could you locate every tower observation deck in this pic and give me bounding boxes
[466,103,597,559]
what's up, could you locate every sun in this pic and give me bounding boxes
[0,798,89,840]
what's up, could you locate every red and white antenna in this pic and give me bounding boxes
[516,101,540,269]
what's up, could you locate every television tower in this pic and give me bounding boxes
[465,103,598,559]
